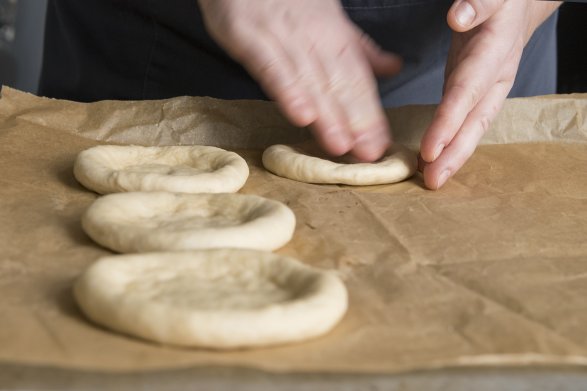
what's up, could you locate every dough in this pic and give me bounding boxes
[262,143,417,185]
[74,250,348,349]
[74,145,249,194]
[82,192,296,253]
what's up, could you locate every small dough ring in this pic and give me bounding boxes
[74,145,249,194]
[262,143,417,185]
[81,192,296,253]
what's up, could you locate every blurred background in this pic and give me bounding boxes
[0,0,47,94]
[0,0,584,96]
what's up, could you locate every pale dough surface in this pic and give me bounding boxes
[74,250,348,349]
[74,145,249,194]
[262,143,417,185]
[82,192,296,253]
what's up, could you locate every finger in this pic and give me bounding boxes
[447,0,505,32]
[305,58,354,157]
[422,79,511,190]
[310,108,354,157]
[359,33,403,77]
[287,38,355,156]
[351,119,392,162]
[420,36,509,163]
[320,40,391,161]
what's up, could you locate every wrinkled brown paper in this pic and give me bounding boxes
[1,86,587,374]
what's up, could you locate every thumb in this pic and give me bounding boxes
[447,0,505,32]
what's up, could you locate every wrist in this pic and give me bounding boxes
[525,1,561,42]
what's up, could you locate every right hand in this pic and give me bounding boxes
[418,0,561,190]
[198,0,402,161]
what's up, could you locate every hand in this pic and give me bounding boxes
[198,0,402,161]
[419,0,560,189]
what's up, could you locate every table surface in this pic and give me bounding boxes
[2,364,587,391]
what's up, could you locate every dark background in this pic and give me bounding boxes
[557,2,587,93]
[0,1,585,95]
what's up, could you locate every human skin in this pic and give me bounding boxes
[198,0,560,189]
[420,0,561,189]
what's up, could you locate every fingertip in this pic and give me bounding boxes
[359,33,403,77]
[424,167,452,190]
[312,124,353,157]
[436,169,452,189]
[326,139,354,157]
[432,144,445,161]
[351,144,386,162]
[420,138,445,163]
[350,129,391,162]
[287,97,318,127]
[373,53,404,77]
[448,0,477,32]
[449,0,506,32]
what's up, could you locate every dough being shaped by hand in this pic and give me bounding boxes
[82,192,296,253]
[74,145,249,194]
[74,250,348,349]
[262,143,417,185]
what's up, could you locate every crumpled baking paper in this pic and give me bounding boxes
[1,86,587,374]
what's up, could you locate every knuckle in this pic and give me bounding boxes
[329,68,375,97]
[469,0,504,17]
[462,143,478,162]
[492,0,507,11]
[435,102,455,120]
[451,82,483,109]
[467,85,483,108]
[451,142,477,170]
[255,58,282,83]
[296,72,318,91]
[479,115,492,134]
[358,32,380,52]
[253,60,300,99]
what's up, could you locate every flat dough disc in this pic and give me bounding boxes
[74,250,348,349]
[262,143,417,185]
[82,192,296,253]
[74,145,249,194]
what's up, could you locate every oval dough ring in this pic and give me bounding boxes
[82,192,296,253]
[74,249,348,349]
[74,145,249,194]
[262,143,417,185]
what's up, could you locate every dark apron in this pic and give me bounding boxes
[38,0,557,106]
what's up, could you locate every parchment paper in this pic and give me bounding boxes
[1,86,587,374]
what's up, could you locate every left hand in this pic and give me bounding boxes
[419,0,560,189]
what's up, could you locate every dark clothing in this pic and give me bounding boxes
[39,0,557,106]
[557,3,587,93]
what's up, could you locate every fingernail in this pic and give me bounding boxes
[455,1,476,27]
[437,170,451,188]
[433,144,445,161]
